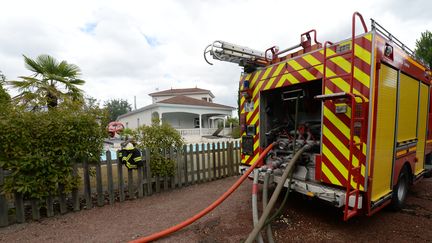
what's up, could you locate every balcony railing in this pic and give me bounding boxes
[176,128,231,136]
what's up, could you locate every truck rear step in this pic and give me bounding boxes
[272,175,362,209]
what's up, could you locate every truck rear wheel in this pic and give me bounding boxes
[391,167,409,210]
[424,154,432,178]
[425,169,432,178]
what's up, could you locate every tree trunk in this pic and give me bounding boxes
[46,92,58,109]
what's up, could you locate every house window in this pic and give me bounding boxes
[209,98,212,103]
[194,118,200,128]
[202,97,207,102]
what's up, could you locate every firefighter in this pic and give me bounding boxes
[118,140,143,169]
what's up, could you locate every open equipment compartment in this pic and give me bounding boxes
[259,80,322,182]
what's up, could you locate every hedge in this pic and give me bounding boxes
[0,104,106,200]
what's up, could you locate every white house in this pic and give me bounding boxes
[117,88,235,142]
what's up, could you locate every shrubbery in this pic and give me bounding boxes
[0,104,106,200]
[133,118,184,177]
[231,126,241,139]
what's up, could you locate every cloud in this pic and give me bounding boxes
[0,0,431,110]
[80,22,98,34]
[142,34,160,47]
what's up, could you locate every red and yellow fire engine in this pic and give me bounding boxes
[205,12,432,220]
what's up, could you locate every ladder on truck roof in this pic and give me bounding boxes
[203,30,321,72]
[318,12,368,221]
[203,40,271,67]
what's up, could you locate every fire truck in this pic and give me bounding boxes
[204,12,432,220]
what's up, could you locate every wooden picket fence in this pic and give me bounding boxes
[0,140,241,227]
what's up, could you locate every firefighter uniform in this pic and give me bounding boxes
[118,142,143,169]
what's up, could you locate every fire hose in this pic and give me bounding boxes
[252,170,264,243]
[246,145,308,243]
[254,165,294,243]
[262,171,275,243]
[130,142,276,243]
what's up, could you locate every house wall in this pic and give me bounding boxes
[202,115,212,128]
[163,113,196,129]
[118,109,155,130]
[119,104,233,131]
[162,113,214,129]
[152,93,213,103]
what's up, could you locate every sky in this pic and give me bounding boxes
[0,0,431,114]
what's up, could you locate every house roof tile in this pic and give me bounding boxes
[157,95,234,109]
[149,88,214,98]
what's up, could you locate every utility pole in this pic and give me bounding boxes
[134,96,137,110]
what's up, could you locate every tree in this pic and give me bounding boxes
[0,70,11,106]
[0,70,5,81]
[9,55,85,110]
[104,98,132,121]
[226,116,240,139]
[415,30,432,69]
[226,116,239,127]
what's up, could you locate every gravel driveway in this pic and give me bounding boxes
[0,176,431,242]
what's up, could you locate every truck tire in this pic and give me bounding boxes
[425,169,432,178]
[424,154,432,178]
[391,167,409,210]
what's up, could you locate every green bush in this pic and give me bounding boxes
[133,119,183,177]
[148,153,176,177]
[231,126,241,139]
[0,104,106,200]
[119,127,136,139]
[0,77,11,110]
[0,85,10,106]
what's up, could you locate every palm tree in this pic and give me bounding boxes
[10,55,85,109]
